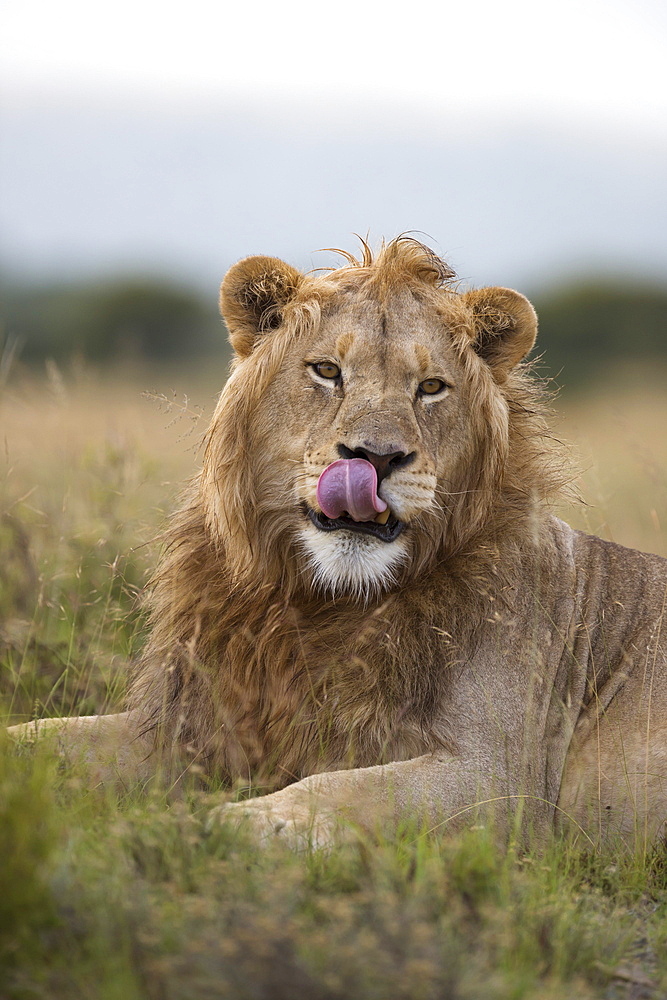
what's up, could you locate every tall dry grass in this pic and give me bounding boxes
[1,362,666,999]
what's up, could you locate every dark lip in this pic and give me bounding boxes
[305,505,405,543]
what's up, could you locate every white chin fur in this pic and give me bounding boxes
[298,522,409,600]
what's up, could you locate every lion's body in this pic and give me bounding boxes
[9,238,667,847]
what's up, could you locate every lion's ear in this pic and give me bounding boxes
[462,287,537,376]
[219,256,304,358]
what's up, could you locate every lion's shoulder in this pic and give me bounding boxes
[571,526,667,594]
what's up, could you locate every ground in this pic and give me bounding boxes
[1,360,667,999]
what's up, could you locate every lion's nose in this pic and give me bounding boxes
[336,443,416,482]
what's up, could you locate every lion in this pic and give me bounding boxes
[8,237,667,850]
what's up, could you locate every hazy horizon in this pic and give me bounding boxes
[3,0,666,298]
[2,92,666,301]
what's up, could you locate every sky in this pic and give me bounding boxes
[2,0,666,293]
[4,0,667,128]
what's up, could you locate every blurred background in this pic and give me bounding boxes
[1,0,666,385]
[0,0,666,718]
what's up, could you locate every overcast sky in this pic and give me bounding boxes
[2,0,666,292]
[4,0,667,128]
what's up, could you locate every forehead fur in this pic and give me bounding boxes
[327,236,456,291]
[294,236,457,313]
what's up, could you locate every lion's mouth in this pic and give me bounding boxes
[306,505,404,542]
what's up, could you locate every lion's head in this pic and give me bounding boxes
[203,237,557,600]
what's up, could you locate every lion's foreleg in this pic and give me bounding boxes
[208,753,521,850]
[6,711,156,787]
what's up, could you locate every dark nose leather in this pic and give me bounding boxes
[336,443,416,482]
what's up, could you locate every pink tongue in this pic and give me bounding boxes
[316,458,388,522]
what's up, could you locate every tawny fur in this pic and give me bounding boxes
[128,238,569,788]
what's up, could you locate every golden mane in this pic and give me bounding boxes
[128,237,570,784]
[320,235,457,291]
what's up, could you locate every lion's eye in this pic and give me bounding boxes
[312,362,341,380]
[419,378,448,396]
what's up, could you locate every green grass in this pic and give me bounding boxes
[1,366,667,999]
[2,752,666,999]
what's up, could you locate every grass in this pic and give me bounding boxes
[1,361,667,999]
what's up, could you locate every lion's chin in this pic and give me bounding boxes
[298,519,409,600]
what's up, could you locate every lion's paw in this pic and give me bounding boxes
[207,792,339,851]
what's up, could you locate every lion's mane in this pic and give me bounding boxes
[129,238,569,785]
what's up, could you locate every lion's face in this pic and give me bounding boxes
[268,288,480,595]
[212,240,537,598]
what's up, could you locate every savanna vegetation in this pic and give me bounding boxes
[1,323,667,997]
[1,278,223,364]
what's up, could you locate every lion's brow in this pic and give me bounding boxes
[414,342,432,374]
[335,331,355,359]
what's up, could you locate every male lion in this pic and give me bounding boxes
[9,238,667,850]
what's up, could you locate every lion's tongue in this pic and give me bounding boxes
[316,459,388,522]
